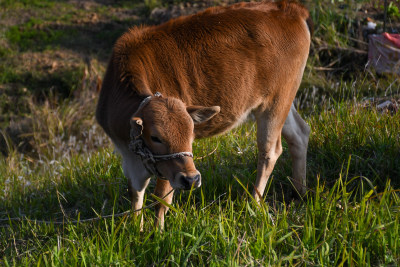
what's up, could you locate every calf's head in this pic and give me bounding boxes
[130,96,220,190]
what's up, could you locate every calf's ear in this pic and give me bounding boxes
[187,105,220,124]
[130,116,144,139]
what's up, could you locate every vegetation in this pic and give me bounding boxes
[1,0,399,265]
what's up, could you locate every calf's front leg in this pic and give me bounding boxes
[128,182,146,224]
[119,145,151,229]
[153,178,174,230]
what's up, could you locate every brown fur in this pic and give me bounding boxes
[96,0,312,229]
[97,0,311,139]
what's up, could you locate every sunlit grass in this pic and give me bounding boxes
[1,102,400,265]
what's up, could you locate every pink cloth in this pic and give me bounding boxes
[383,33,400,49]
[369,34,400,74]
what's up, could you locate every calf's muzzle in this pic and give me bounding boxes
[175,171,201,190]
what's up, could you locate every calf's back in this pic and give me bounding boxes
[96,0,311,144]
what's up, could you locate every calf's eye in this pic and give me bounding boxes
[151,136,162,143]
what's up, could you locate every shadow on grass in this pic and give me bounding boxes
[307,141,400,190]
[0,150,260,224]
[6,18,141,62]
[0,151,297,225]
[2,68,86,100]
[1,130,399,225]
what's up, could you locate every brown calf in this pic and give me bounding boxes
[96,0,312,228]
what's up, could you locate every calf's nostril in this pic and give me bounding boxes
[178,173,201,190]
[179,174,189,187]
[193,174,200,182]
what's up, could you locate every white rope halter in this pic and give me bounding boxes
[128,92,194,177]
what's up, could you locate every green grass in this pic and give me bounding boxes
[1,0,400,265]
[6,18,65,52]
[0,0,55,9]
[1,104,400,265]
[308,103,400,187]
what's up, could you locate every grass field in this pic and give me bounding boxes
[1,0,400,265]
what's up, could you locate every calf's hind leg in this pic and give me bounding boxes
[281,104,310,196]
[252,110,285,202]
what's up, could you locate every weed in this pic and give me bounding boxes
[387,1,400,19]
[144,0,164,15]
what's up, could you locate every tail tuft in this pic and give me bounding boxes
[277,0,314,36]
[306,16,314,36]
